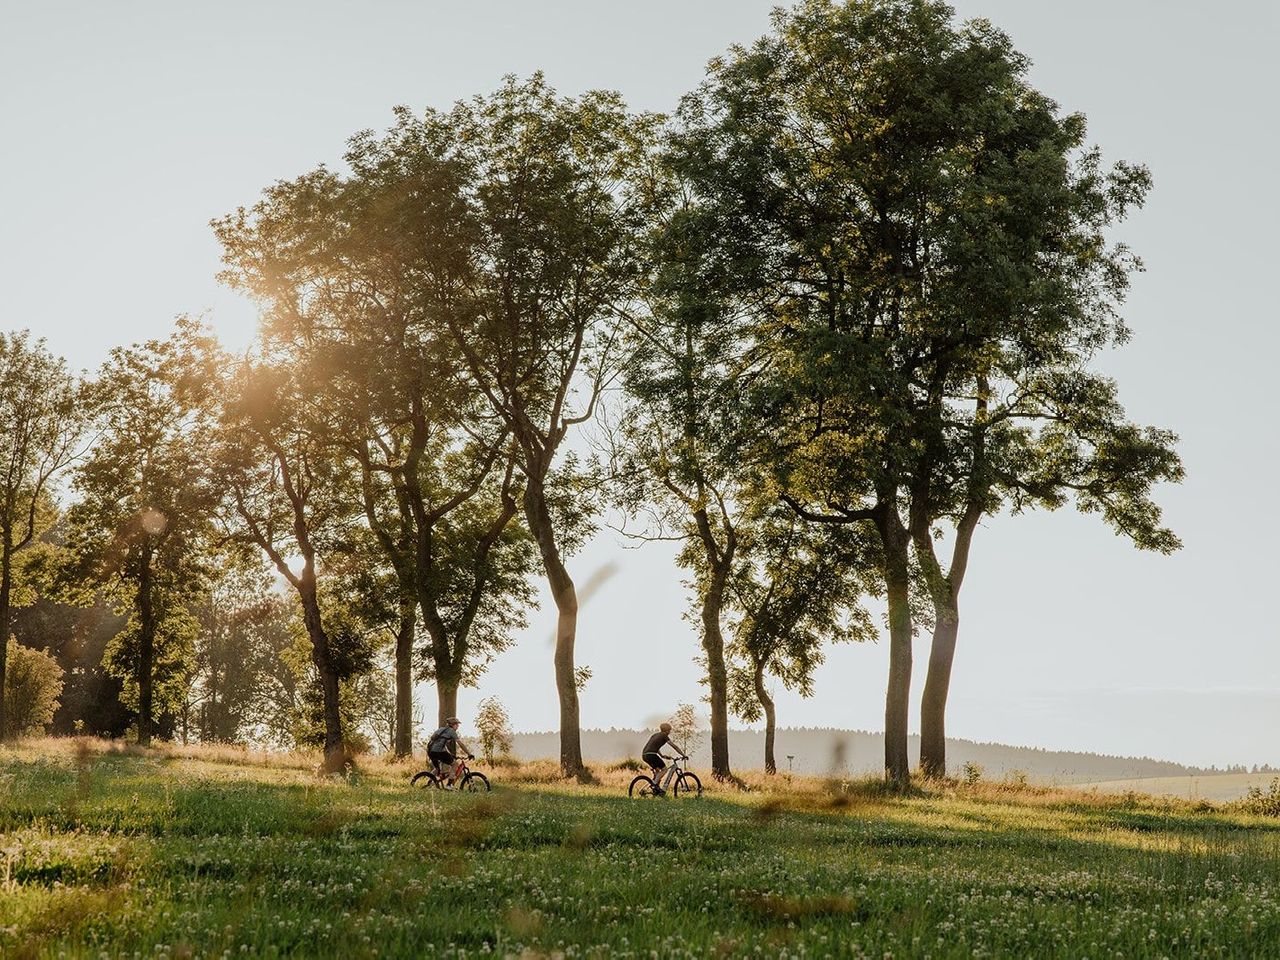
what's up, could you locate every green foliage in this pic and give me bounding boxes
[1238,779,1280,817]
[61,320,220,738]
[474,696,514,764]
[186,562,297,744]
[727,510,879,723]
[2,639,63,735]
[0,331,84,738]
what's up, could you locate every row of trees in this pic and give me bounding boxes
[4,0,1180,783]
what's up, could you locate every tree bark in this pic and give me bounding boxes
[137,546,155,748]
[298,578,344,770]
[878,509,913,786]
[753,658,777,775]
[0,540,11,740]
[700,564,733,781]
[436,679,459,728]
[919,609,958,778]
[522,478,584,778]
[393,593,415,759]
[915,377,987,780]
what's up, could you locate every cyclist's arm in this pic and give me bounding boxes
[667,740,688,759]
[455,738,475,759]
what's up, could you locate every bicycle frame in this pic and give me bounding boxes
[656,755,686,790]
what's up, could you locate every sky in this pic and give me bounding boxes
[3,1,1278,769]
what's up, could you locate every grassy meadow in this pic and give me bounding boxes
[4,739,1280,958]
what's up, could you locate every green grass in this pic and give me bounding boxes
[4,740,1280,958]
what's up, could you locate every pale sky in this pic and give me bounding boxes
[3,1,1277,768]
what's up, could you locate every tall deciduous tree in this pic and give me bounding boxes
[64,323,216,745]
[444,75,658,777]
[614,180,751,781]
[0,333,82,739]
[912,367,1181,776]
[213,121,536,751]
[667,0,1171,783]
[212,351,357,769]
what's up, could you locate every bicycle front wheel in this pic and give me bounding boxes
[410,770,440,789]
[674,772,703,798]
[628,775,658,798]
[462,772,491,792]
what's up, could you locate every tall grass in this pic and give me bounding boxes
[4,737,1280,958]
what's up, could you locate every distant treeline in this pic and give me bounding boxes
[510,727,1251,782]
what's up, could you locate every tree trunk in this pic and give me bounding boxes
[700,566,733,781]
[522,480,584,778]
[919,609,959,778]
[753,658,777,775]
[137,547,155,748]
[0,541,11,740]
[299,579,344,770]
[394,594,415,759]
[436,679,458,728]
[878,514,913,786]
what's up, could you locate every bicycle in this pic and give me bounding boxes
[628,754,702,798]
[410,755,491,792]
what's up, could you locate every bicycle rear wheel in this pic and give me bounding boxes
[410,770,441,789]
[628,775,658,798]
[462,772,491,792]
[674,772,703,798]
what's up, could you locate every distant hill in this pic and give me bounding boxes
[508,727,1233,783]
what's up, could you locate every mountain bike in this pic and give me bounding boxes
[410,756,491,792]
[628,754,702,798]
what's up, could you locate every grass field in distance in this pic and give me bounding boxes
[4,737,1280,958]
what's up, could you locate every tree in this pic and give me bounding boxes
[443,76,658,777]
[668,702,704,760]
[727,513,877,773]
[3,637,64,735]
[213,124,535,753]
[63,323,216,745]
[474,696,513,764]
[611,157,766,781]
[211,347,363,769]
[0,332,82,738]
[667,0,1164,783]
[912,368,1181,776]
[185,561,294,744]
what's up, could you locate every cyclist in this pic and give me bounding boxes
[640,722,687,795]
[427,717,474,790]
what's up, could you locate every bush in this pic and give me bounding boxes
[962,761,983,786]
[1238,779,1280,816]
[4,637,64,736]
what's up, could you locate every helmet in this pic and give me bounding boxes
[446,717,461,725]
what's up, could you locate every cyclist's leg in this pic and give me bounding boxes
[643,752,666,792]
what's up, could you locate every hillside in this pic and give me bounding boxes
[510,727,1223,782]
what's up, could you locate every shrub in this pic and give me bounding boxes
[4,637,64,736]
[1239,779,1280,816]
[962,761,983,786]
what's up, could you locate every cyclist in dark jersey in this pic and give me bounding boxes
[427,718,474,789]
[640,722,686,795]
